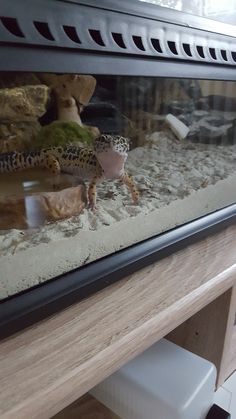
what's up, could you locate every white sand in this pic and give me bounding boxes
[0,131,236,299]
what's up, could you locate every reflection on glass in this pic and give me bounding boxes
[138,0,236,24]
[0,72,236,299]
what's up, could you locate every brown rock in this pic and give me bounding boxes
[0,85,49,122]
[39,74,96,125]
[39,74,96,106]
[40,185,87,221]
[0,121,41,153]
[0,185,87,230]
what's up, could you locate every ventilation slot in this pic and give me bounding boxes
[209,47,216,60]
[220,50,228,61]
[182,43,192,57]
[34,21,54,40]
[0,17,24,38]
[132,36,145,51]
[63,25,81,44]
[111,32,126,49]
[151,38,162,53]
[88,29,105,46]
[231,51,236,62]
[196,45,205,58]
[167,41,178,55]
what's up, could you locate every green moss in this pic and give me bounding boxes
[35,121,94,149]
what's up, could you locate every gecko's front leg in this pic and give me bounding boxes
[44,152,61,175]
[120,171,139,204]
[43,152,61,190]
[88,176,102,210]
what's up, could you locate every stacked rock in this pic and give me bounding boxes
[0,84,49,153]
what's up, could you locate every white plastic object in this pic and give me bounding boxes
[165,113,190,140]
[90,339,216,419]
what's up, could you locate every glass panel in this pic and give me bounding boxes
[138,0,236,25]
[0,72,236,299]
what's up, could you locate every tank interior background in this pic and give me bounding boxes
[0,72,236,300]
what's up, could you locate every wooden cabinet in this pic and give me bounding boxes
[1,225,236,419]
[167,285,236,387]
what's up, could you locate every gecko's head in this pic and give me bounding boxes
[94,134,130,179]
[94,134,130,155]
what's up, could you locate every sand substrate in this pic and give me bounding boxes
[0,131,236,299]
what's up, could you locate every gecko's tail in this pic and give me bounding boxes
[0,150,44,174]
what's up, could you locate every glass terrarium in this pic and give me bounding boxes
[0,0,236,334]
[1,73,236,292]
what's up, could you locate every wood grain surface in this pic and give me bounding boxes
[1,225,236,419]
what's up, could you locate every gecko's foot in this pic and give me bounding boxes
[132,192,140,205]
[88,202,98,212]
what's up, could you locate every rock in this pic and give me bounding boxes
[207,95,236,111]
[187,113,236,144]
[167,104,236,144]
[0,85,49,122]
[0,185,87,230]
[201,122,232,143]
[39,74,96,125]
[196,95,236,112]
[162,99,195,116]
[39,74,96,107]
[0,121,41,152]
[40,185,87,221]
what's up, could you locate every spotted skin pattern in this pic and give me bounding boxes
[0,134,139,208]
